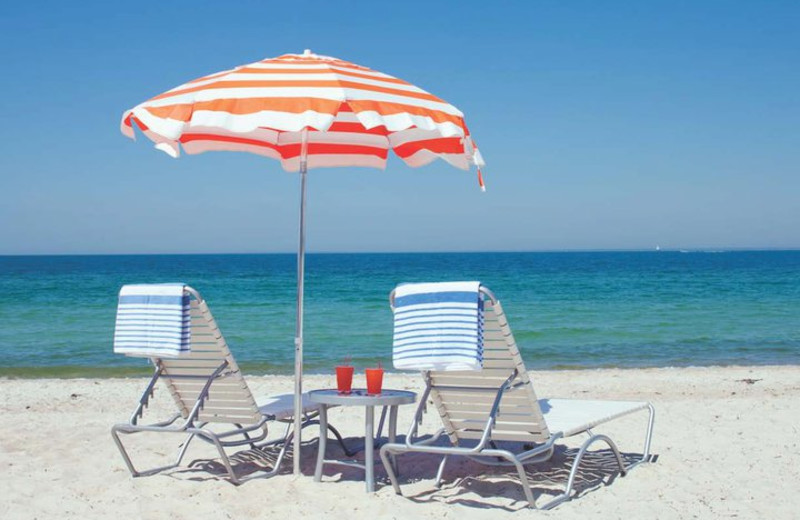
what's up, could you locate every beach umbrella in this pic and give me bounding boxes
[120,50,485,475]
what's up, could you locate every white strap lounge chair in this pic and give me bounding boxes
[111,286,351,484]
[379,285,655,509]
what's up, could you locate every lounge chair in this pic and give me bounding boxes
[111,285,350,484]
[379,284,655,509]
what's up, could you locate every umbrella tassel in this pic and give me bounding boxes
[477,168,486,192]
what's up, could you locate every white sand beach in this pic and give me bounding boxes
[1,365,798,519]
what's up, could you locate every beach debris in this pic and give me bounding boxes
[736,378,762,385]
[70,393,80,399]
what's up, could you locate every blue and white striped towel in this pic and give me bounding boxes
[113,284,191,358]
[392,281,484,371]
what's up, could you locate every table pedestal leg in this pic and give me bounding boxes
[388,405,399,474]
[365,405,374,492]
[314,405,328,482]
[376,406,388,439]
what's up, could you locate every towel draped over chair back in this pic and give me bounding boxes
[392,281,484,371]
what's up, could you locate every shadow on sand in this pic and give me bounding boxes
[161,432,652,510]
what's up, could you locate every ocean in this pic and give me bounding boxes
[0,251,798,377]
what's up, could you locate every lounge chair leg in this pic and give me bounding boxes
[434,455,448,488]
[111,425,141,477]
[379,444,404,495]
[255,423,293,479]
[174,433,197,468]
[496,452,537,508]
[629,403,656,469]
[111,425,186,478]
[644,403,655,459]
[539,433,626,510]
[202,429,240,485]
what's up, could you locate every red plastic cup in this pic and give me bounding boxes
[336,366,354,394]
[365,368,384,395]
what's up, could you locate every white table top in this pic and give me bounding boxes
[308,388,416,407]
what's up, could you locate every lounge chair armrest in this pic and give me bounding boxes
[404,380,434,446]
[180,360,231,427]
[125,412,183,430]
[468,369,519,452]
[127,364,167,425]
[403,427,447,448]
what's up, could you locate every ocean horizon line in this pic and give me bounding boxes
[2,247,800,257]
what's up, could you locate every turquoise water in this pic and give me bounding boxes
[0,251,798,377]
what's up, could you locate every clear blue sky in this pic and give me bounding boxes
[1,1,798,254]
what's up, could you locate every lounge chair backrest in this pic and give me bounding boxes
[156,288,261,425]
[427,298,551,444]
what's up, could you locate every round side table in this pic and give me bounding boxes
[309,388,416,492]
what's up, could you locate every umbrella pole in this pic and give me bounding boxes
[293,131,309,475]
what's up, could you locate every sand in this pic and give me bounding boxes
[1,365,798,519]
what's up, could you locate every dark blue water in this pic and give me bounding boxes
[0,251,798,377]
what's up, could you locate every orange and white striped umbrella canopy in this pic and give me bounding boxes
[121,50,485,185]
